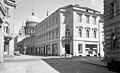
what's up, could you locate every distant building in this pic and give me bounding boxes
[34,4,103,56]
[17,11,40,54]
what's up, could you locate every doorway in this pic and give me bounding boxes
[65,44,70,54]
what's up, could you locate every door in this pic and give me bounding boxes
[65,44,70,54]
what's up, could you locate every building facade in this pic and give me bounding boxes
[0,0,16,62]
[104,0,120,60]
[35,5,103,56]
[0,0,6,62]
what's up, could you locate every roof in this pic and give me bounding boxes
[26,12,40,25]
[60,4,100,14]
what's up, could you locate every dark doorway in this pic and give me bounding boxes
[65,44,70,54]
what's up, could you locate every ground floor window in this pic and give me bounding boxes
[52,43,58,56]
[85,44,97,55]
[78,44,82,53]
[46,45,51,55]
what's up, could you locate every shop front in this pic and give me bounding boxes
[85,44,97,56]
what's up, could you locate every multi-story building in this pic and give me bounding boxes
[0,0,16,62]
[104,0,120,62]
[35,4,103,56]
[3,0,16,55]
[0,0,6,62]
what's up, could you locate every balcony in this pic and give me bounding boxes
[0,2,6,16]
[4,33,12,42]
[4,0,16,7]
[62,36,72,43]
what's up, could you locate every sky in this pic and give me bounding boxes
[14,0,103,34]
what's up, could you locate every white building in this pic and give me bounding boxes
[35,4,104,56]
[0,0,16,60]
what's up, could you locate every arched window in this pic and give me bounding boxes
[79,29,82,37]
[94,30,97,38]
[86,29,89,38]
[65,28,70,37]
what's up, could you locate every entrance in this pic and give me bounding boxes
[65,44,70,54]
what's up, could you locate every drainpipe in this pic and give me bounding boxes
[98,19,101,58]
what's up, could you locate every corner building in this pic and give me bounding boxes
[35,5,103,56]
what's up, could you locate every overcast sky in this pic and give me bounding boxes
[14,0,103,34]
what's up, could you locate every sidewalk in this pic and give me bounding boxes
[81,57,107,67]
[0,55,61,73]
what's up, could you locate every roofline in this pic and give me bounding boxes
[60,4,100,13]
[36,4,101,27]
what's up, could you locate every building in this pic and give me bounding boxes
[104,0,120,60]
[35,4,103,56]
[0,0,16,62]
[0,0,6,62]
[3,0,16,56]
[17,11,40,54]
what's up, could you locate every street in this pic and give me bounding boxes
[2,55,116,73]
[42,58,115,73]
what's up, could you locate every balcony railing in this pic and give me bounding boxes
[62,36,72,43]
[4,33,12,42]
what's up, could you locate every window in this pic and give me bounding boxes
[56,28,59,38]
[78,14,82,22]
[78,44,82,53]
[93,30,97,38]
[46,23,48,28]
[55,16,58,24]
[52,19,54,25]
[65,28,70,37]
[49,21,51,27]
[5,7,9,15]
[52,30,54,39]
[6,26,9,33]
[86,29,90,38]
[49,31,51,40]
[79,29,82,37]
[110,0,120,18]
[86,15,90,23]
[93,16,96,24]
